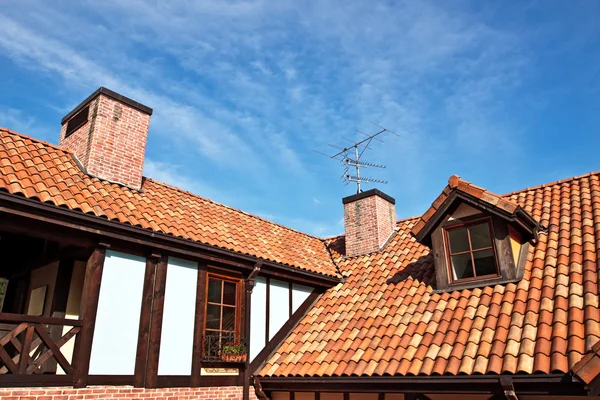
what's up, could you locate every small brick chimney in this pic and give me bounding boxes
[343,189,396,257]
[59,87,153,190]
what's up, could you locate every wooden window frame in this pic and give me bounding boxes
[204,273,242,338]
[443,217,500,284]
[431,205,528,293]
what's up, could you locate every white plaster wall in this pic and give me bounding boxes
[89,251,146,375]
[269,279,289,340]
[292,283,313,313]
[158,257,198,375]
[250,277,267,361]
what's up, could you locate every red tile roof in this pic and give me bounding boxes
[260,171,600,377]
[0,127,339,278]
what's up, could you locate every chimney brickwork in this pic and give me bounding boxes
[343,189,396,257]
[59,87,152,190]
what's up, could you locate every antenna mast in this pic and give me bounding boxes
[321,123,398,194]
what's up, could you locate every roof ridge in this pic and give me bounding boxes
[144,177,326,242]
[502,170,600,197]
[0,127,73,155]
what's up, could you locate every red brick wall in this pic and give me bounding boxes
[0,385,260,400]
[343,193,396,257]
[59,93,151,189]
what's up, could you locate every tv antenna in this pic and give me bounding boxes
[315,122,399,194]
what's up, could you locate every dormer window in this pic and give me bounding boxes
[445,219,499,282]
[411,175,542,292]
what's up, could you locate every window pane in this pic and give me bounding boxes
[223,281,237,305]
[452,253,474,280]
[473,249,497,276]
[448,228,469,253]
[469,223,493,249]
[222,306,236,331]
[208,278,222,303]
[206,304,221,330]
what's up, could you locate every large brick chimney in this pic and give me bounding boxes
[59,87,153,190]
[343,189,396,257]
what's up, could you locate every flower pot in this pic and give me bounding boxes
[221,353,247,363]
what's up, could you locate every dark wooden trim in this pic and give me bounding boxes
[134,255,159,387]
[290,391,295,400]
[315,392,320,400]
[156,374,240,388]
[47,257,76,374]
[0,313,82,326]
[0,374,74,387]
[265,277,270,344]
[72,246,106,388]
[288,282,293,318]
[343,393,349,400]
[257,374,585,396]
[414,190,542,245]
[145,255,168,388]
[50,258,74,317]
[249,289,323,374]
[18,325,34,373]
[0,193,341,287]
[87,375,135,386]
[191,261,208,387]
[242,268,255,400]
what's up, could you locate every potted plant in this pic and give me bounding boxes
[221,341,248,363]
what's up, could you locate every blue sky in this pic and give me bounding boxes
[1,1,599,237]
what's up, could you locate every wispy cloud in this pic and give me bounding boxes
[1,0,597,233]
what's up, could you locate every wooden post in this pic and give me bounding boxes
[133,254,160,387]
[191,261,208,387]
[145,256,168,388]
[49,258,74,373]
[72,246,106,388]
[243,263,260,400]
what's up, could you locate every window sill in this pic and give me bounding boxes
[433,276,520,293]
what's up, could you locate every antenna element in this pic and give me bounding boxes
[320,125,395,193]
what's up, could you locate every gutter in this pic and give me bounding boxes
[0,191,342,286]
[255,374,585,396]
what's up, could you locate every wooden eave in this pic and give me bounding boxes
[0,191,342,287]
[413,189,542,246]
[255,374,587,397]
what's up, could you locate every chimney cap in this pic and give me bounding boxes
[342,188,395,205]
[61,86,153,124]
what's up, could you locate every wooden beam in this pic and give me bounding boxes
[191,261,208,387]
[72,246,106,388]
[134,254,159,387]
[257,374,584,396]
[144,256,168,388]
[265,278,270,345]
[242,264,260,400]
[48,258,75,373]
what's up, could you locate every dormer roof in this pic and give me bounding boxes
[411,175,542,245]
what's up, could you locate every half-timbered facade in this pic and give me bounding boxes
[1,87,600,399]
